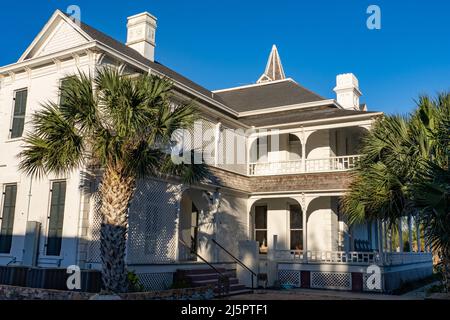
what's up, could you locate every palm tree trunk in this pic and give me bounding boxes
[99,165,136,293]
[442,252,450,293]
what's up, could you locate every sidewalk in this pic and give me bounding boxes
[223,288,416,300]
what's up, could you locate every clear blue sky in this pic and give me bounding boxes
[1,0,449,114]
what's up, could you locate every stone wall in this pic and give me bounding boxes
[0,284,214,300]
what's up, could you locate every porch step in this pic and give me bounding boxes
[193,278,239,286]
[175,268,251,297]
[187,271,236,281]
[179,268,227,275]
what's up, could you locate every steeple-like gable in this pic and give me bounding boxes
[257,45,286,83]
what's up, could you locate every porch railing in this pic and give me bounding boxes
[274,250,380,265]
[382,252,432,266]
[248,155,361,176]
[274,249,432,266]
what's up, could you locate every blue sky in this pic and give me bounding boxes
[1,0,449,114]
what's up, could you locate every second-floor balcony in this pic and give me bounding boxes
[248,155,361,176]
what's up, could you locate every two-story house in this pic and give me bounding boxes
[0,10,432,294]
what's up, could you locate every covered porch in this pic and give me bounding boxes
[248,192,433,292]
[248,125,368,176]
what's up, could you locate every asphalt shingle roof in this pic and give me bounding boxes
[75,18,380,125]
[214,80,326,113]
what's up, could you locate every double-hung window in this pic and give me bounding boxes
[46,181,66,256]
[0,184,18,254]
[10,89,28,139]
[255,205,268,254]
[289,204,303,250]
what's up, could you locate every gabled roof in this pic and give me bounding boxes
[257,45,286,83]
[76,18,232,110]
[18,10,231,114]
[213,79,326,112]
[19,10,92,62]
[12,10,380,123]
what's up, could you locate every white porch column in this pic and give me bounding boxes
[376,220,383,263]
[407,215,413,252]
[389,227,393,253]
[383,221,389,251]
[214,122,222,167]
[300,195,308,262]
[301,138,306,173]
[416,221,421,252]
[398,218,404,253]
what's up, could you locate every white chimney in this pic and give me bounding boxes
[126,12,157,62]
[333,73,362,111]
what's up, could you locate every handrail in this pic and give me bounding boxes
[178,239,230,295]
[211,238,257,289]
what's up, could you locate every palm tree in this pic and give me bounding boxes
[412,106,449,291]
[19,67,207,293]
[342,92,450,290]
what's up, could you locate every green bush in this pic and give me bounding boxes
[127,271,145,292]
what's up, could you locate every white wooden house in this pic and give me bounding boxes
[0,10,432,293]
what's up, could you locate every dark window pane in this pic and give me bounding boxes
[255,206,267,229]
[47,181,66,256]
[290,205,302,229]
[290,230,303,250]
[0,185,18,254]
[59,78,73,106]
[11,89,27,139]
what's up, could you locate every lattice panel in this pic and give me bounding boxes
[278,270,301,287]
[127,180,181,264]
[179,118,217,166]
[217,125,247,175]
[311,272,352,290]
[201,119,216,165]
[137,272,174,291]
[86,191,102,264]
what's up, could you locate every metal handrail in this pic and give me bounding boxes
[211,238,257,289]
[178,239,230,295]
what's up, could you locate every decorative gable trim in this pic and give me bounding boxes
[18,10,93,62]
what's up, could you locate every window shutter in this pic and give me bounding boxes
[10,89,28,139]
[46,181,66,256]
[0,184,18,254]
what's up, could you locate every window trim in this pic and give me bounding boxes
[9,88,28,140]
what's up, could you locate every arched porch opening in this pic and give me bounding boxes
[178,189,212,262]
[249,197,303,254]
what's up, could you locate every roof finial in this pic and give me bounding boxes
[257,44,286,84]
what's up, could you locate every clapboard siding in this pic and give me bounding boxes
[38,21,87,57]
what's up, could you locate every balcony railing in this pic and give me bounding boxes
[274,249,432,266]
[248,155,361,176]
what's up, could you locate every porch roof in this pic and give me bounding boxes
[239,105,380,127]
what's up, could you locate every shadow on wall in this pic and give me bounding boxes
[80,171,181,266]
[213,195,247,261]
[179,188,247,263]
